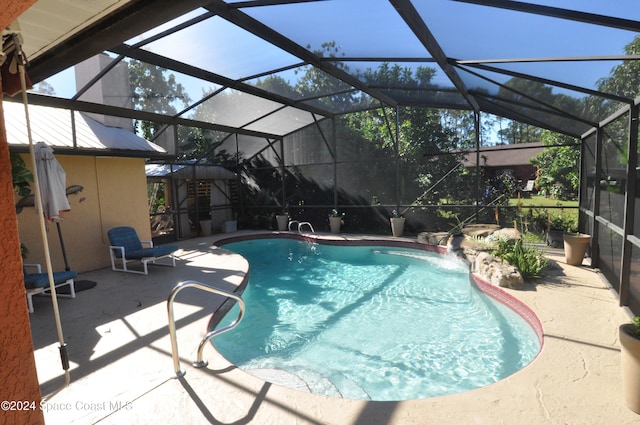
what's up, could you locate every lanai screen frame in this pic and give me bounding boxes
[579,98,639,313]
[9,0,640,312]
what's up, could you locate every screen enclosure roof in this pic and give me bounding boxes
[8,0,640,142]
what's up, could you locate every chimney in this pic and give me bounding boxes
[75,53,133,131]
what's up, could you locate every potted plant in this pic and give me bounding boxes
[390,209,405,237]
[275,209,289,231]
[546,214,577,248]
[562,232,591,266]
[328,209,344,233]
[620,316,640,413]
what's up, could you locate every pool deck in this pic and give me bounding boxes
[29,231,639,424]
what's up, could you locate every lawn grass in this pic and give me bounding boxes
[508,194,578,209]
[506,194,579,240]
[509,194,578,222]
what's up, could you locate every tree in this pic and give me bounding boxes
[495,79,548,144]
[591,35,640,121]
[127,59,191,140]
[295,41,355,110]
[497,121,541,145]
[495,78,581,145]
[529,130,579,199]
[441,109,488,150]
[597,35,640,100]
[177,124,231,163]
[348,63,473,205]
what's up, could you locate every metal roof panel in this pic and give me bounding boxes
[3,101,166,154]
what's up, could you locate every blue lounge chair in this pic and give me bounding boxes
[107,226,178,275]
[24,264,77,313]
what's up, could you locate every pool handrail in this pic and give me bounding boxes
[167,280,245,377]
[288,220,315,233]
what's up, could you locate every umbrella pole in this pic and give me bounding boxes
[56,222,70,271]
[16,38,70,399]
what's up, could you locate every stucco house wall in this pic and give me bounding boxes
[16,154,152,273]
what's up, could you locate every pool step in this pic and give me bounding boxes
[327,371,371,400]
[248,368,312,393]
[292,369,343,398]
[247,367,370,400]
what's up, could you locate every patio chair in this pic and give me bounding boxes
[24,264,77,313]
[107,226,178,275]
[519,179,536,196]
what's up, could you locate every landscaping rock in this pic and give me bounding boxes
[472,252,524,289]
[461,223,501,238]
[489,227,521,241]
[447,234,490,255]
[419,228,526,289]
[436,231,525,289]
[417,232,450,245]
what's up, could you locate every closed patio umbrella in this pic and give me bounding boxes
[34,142,71,222]
[34,142,73,271]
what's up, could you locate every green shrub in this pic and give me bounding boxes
[548,214,577,233]
[521,207,577,234]
[492,238,548,279]
[631,316,640,339]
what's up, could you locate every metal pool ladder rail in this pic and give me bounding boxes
[288,220,315,233]
[167,280,245,377]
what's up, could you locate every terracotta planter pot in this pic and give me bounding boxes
[562,233,590,266]
[620,324,640,414]
[276,215,289,231]
[329,216,342,233]
[390,217,405,237]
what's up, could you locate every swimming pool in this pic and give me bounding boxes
[213,236,542,401]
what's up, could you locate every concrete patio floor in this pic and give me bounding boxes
[29,231,639,424]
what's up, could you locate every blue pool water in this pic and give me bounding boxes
[214,238,540,401]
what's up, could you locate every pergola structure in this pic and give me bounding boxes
[4,1,640,310]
